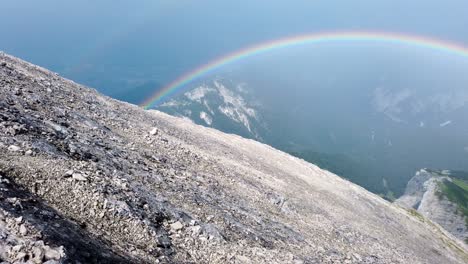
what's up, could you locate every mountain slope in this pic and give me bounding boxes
[396,169,468,243]
[0,52,467,263]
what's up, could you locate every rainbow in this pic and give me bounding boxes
[141,31,468,109]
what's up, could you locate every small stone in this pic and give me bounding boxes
[43,260,61,264]
[0,177,9,184]
[8,145,21,152]
[13,89,22,96]
[353,253,362,261]
[236,255,250,262]
[0,62,6,67]
[45,120,67,134]
[12,245,23,252]
[25,150,33,156]
[149,128,158,135]
[191,225,202,236]
[200,224,224,241]
[64,170,74,177]
[72,173,88,181]
[170,221,184,231]
[32,246,45,263]
[19,224,27,235]
[33,240,44,247]
[12,124,24,132]
[157,235,172,248]
[44,246,63,260]
[46,88,52,93]
[15,216,23,223]
[6,197,18,204]
[16,252,27,261]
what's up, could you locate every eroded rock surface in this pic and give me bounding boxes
[0,53,467,263]
[396,169,468,243]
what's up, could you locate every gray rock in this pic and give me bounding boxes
[44,246,62,260]
[170,221,183,231]
[64,170,74,177]
[8,145,21,152]
[16,252,27,261]
[236,255,250,263]
[149,128,158,135]
[19,224,27,236]
[157,235,172,248]
[44,120,68,135]
[201,224,224,241]
[72,173,88,181]
[43,261,61,264]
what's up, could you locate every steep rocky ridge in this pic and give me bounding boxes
[0,52,467,263]
[396,169,468,243]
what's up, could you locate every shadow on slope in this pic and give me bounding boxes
[0,168,136,263]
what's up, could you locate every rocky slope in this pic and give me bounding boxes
[396,169,468,243]
[0,52,467,263]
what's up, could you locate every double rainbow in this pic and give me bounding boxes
[141,31,468,109]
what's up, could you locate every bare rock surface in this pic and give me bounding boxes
[396,169,468,243]
[0,52,467,263]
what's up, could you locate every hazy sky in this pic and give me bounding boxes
[2,1,468,95]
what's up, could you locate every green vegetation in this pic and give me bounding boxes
[424,169,446,177]
[437,178,468,227]
[378,191,396,202]
[448,171,468,181]
[408,208,426,222]
[426,169,468,181]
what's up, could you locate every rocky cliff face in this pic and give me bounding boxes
[396,169,468,244]
[0,52,467,263]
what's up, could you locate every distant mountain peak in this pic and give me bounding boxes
[396,168,468,243]
[184,85,216,103]
[157,79,264,140]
